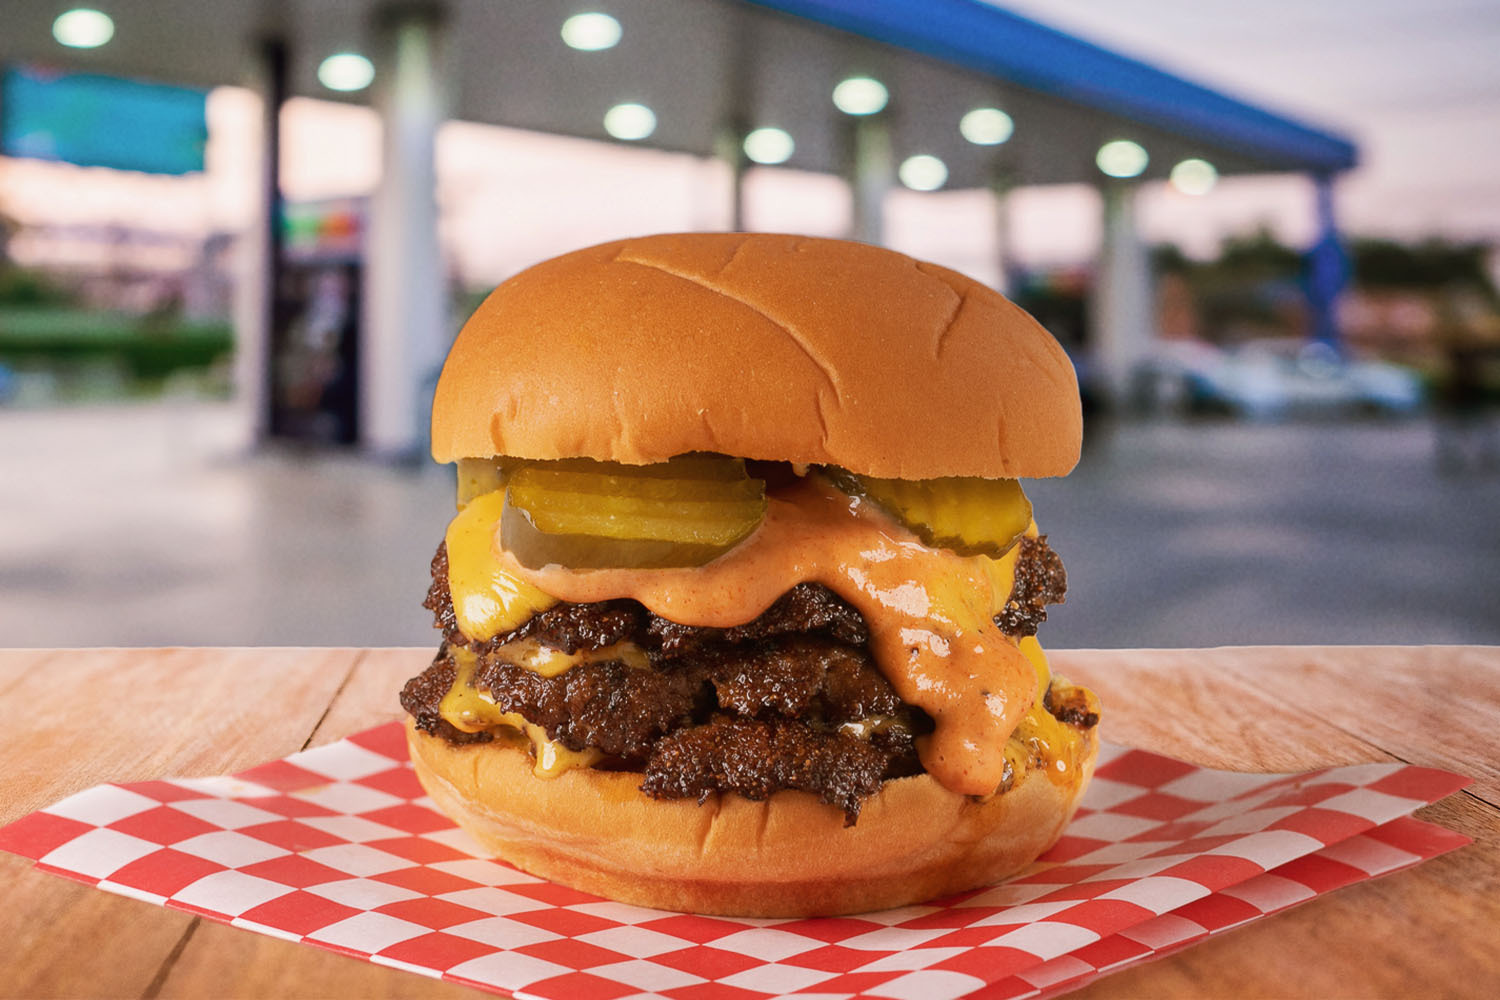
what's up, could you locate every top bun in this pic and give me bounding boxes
[432,233,1082,479]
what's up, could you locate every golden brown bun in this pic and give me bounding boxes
[406,717,1098,918]
[432,233,1082,480]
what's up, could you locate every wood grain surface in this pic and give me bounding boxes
[1,646,1495,998]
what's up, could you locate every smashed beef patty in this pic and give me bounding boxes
[401,636,920,824]
[425,545,868,658]
[996,535,1067,638]
[407,534,1069,823]
[641,717,894,824]
[423,534,1064,656]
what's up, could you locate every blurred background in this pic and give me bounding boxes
[1,0,1497,649]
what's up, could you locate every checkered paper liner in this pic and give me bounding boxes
[983,813,1469,1000]
[0,723,1469,1000]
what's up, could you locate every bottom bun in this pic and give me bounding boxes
[406,718,1098,917]
[405,716,1098,917]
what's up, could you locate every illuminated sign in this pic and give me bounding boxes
[1,65,207,175]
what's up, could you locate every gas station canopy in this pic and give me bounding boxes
[0,0,1360,457]
[1,0,1355,189]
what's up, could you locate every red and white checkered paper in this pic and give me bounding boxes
[980,813,1469,1000]
[0,724,1469,1000]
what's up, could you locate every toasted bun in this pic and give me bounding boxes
[432,233,1081,479]
[406,717,1098,917]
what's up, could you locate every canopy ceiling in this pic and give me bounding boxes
[0,0,1356,188]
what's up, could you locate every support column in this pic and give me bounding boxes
[989,167,1015,296]
[848,115,892,246]
[232,34,287,449]
[715,12,750,234]
[713,118,748,232]
[1306,173,1347,354]
[362,1,448,460]
[1089,181,1153,405]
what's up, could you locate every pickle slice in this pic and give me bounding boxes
[825,468,1033,558]
[456,455,731,509]
[456,457,517,509]
[502,455,768,568]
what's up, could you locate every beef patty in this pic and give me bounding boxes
[404,533,1071,824]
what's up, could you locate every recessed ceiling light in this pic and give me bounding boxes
[604,102,656,141]
[317,53,375,92]
[899,154,948,192]
[960,107,1014,146]
[1170,158,1218,196]
[832,76,888,116]
[53,8,114,49]
[561,12,621,51]
[1096,139,1149,179]
[743,127,794,165]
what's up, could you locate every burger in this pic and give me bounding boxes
[400,232,1100,917]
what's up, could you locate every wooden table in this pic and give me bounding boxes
[2,647,1496,998]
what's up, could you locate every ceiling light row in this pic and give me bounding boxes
[52,8,1217,196]
[1095,139,1218,193]
[52,8,113,48]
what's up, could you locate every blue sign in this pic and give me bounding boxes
[1,65,207,175]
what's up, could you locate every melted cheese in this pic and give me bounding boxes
[444,491,557,641]
[506,478,1039,797]
[438,476,1082,797]
[492,637,651,677]
[439,648,603,777]
[1000,640,1089,791]
[1018,634,1052,704]
[837,715,899,740]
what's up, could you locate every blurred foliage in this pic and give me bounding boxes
[1351,238,1498,300]
[0,264,74,307]
[1,225,229,384]
[0,307,231,380]
[1152,230,1500,345]
[1152,228,1302,282]
[1151,229,1305,341]
[1219,230,1306,281]
[1155,230,1498,297]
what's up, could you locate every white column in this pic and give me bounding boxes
[1090,182,1153,403]
[989,169,1015,296]
[362,3,448,459]
[849,116,893,246]
[713,120,748,232]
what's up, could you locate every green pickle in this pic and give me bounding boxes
[501,455,768,568]
[456,458,514,508]
[825,468,1033,558]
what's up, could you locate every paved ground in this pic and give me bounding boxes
[2,402,1497,649]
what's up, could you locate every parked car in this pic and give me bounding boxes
[1139,339,1423,419]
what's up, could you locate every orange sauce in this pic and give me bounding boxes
[507,477,1034,796]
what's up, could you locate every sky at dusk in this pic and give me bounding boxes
[998,0,1500,242]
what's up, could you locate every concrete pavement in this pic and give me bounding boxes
[2,402,1496,648]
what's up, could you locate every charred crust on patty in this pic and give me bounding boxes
[471,654,707,762]
[640,717,895,826]
[700,638,902,722]
[1044,682,1101,729]
[648,583,868,657]
[995,535,1067,637]
[422,546,461,646]
[399,650,493,745]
